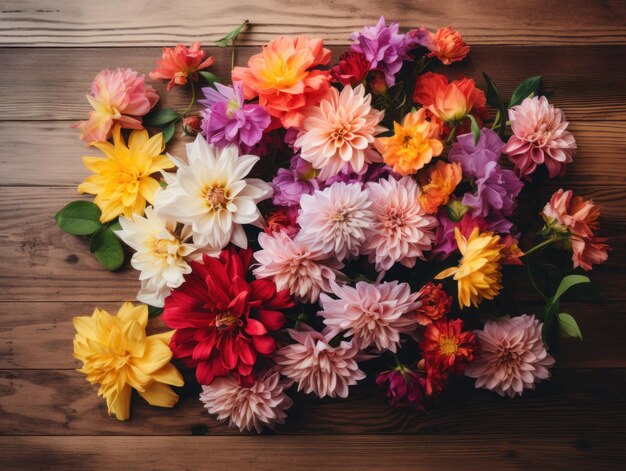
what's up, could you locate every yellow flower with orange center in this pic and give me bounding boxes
[418,161,462,213]
[78,125,174,222]
[73,303,184,420]
[374,109,443,175]
[435,227,504,308]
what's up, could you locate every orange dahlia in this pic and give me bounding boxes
[420,318,476,374]
[418,161,462,214]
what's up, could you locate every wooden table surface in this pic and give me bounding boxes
[1,1,625,469]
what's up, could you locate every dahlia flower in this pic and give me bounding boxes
[466,315,555,397]
[415,282,453,326]
[162,248,294,385]
[432,210,488,259]
[318,281,420,352]
[271,155,319,207]
[426,26,470,65]
[116,207,202,307]
[420,318,476,373]
[78,126,173,222]
[253,231,343,303]
[199,369,293,433]
[413,72,488,124]
[363,176,437,271]
[232,36,331,128]
[435,227,503,308]
[73,303,184,420]
[150,42,215,91]
[295,84,385,181]
[418,161,462,214]
[199,81,271,152]
[331,50,371,86]
[155,136,272,249]
[374,109,443,175]
[541,189,609,270]
[376,367,427,410]
[73,68,159,144]
[274,327,365,398]
[505,96,576,178]
[297,182,374,260]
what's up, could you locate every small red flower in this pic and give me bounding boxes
[150,42,215,91]
[331,50,371,86]
[420,318,476,374]
[265,207,299,238]
[162,248,294,385]
[415,282,453,326]
[376,367,427,410]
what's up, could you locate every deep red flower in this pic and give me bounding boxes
[415,282,453,326]
[376,368,427,410]
[331,50,371,86]
[420,318,476,374]
[162,248,294,385]
[265,207,299,239]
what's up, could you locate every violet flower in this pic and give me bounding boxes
[271,155,319,207]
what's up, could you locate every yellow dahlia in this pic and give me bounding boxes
[73,302,184,421]
[435,227,503,309]
[78,125,174,222]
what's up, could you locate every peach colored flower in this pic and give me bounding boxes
[426,26,470,65]
[73,68,159,144]
[413,72,488,124]
[295,84,385,180]
[374,109,443,175]
[150,42,215,91]
[232,36,332,128]
[418,161,462,214]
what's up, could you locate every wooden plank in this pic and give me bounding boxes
[1,368,625,436]
[2,435,625,470]
[0,0,625,47]
[0,46,625,122]
[2,121,624,187]
[0,187,623,302]
[0,301,621,370]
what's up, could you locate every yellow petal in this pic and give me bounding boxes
[434,267,457,280]
[140,132,165,158]
[138,382,179,408]
[135,336,174,374]
[105,383,132,421]
[73,315,98,340]
[149,154,175,173]
[150,362,185,387]
[117,302,148,328]
[128,128,150,150]
[120,320,147,358]
[139,177,160,204]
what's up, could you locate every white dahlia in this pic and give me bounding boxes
[155,135,272,250]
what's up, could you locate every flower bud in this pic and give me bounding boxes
[366,69,388,96]
[446,199,469,222]
[182,114,203,136]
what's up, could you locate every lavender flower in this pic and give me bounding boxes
[271,155,319,207]
[199,82,271,152]
[323,163,398,187]
[448,128,505,178]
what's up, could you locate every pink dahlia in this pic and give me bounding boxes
[297,182,374,261]
[318,281,420,352]
[199,369,293,433]
[253,231,344,303]
[465,315,555,397]
[295,84,385,181]
[274,327,365,398]
[362,176,437,271]
[505,96,576,178]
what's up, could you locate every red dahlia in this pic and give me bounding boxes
[162,248,294,385]
[420,318,476,374]
[331,50,371,86]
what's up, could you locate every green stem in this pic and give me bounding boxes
[231,46,236,70]
[526,258,547,302]
[182,81,196,117]
[521,236,563,257]
[445,126,458,145]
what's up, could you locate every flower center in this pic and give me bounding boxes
[214,312,241,330]
[384,208,405,230]
[204,186,229,210]
[152,238,180,258]
[439,336,458,356]
[330,208,348,222]
[330,123,352,146]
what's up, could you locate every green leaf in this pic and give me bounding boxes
[467,114,481,145]
[509,76,542,107]
[55,201,102,235]
[558,312,583,340]
[148,305,164,318]
[162,122,176,144]
[108,220,122,232]
[90,227,124,271]
[551,275,591,304]
[143,108,180,127]
[483,72,504,109]
[216,20,249,47]
[199,71,219,87]
[159,180,168,190]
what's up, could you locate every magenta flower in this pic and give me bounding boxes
[432,211,488,259]
[271,155,319,207]
[199,81,271,152]
[376,368,427,410]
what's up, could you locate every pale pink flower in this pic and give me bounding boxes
[73,68,159,144]
[253,231,344,303]
[505,96,576,178]
[295,84,385,181]
[465,315,555,398]
[362,176,437,271]
[318,281,420,352]
[297,182,375,261]
[274,327,365,398]
[199,370,293,433]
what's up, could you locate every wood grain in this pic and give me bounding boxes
[1,369,625,436]
[1,46,625,122]
[2,435,625,470]
[1,0,625,47]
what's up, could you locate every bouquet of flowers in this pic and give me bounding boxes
[58,18,610,431]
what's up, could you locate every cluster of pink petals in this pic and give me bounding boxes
[295,84,385,181]
[199,369,293,433]
[505,96,576,178]
[253,231,344,303]
[318,281,420,352]
[274,327,365,398]
[73,68,159,143]
[150,42,215,91]
[465,315,555,398]
[363,176,437,271]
